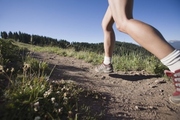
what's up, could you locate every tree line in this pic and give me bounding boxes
[1,31,151,56]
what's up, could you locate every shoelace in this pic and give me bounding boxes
[174,73,180,92]
[99,64,106,69]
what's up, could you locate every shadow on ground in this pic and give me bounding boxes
[48,64,134,120]
[109,73,160,81]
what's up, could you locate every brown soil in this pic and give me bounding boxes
[32,52,180,120]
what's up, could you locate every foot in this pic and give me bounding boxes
[95,63,113,73]
[165,69,180,105]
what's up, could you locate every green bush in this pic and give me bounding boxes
[0,39,27,75]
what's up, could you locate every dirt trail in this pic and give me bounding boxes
[32,52,180,120]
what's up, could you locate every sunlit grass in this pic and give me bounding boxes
[0,58,102,120]
[1,40,103,120]
[16,41,166,75]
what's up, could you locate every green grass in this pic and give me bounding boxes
[0,39,168,119]
[16,41,167,75]
[1,39,104,120]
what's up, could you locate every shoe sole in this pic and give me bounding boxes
[169,97,180,106]
[95,68,113,74]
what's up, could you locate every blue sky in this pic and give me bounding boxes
[0,0,180,44]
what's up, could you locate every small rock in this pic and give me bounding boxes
[155,79,166,84]
[148,106,157,110]
[141,70,146,74]
[94,75,98,77]
[102,97,107,100]
[151,85,157,88]
[147,82,151,85]
[149,92,153,95]
[130,71,134,74]
[137,81,141,84]
[135,72,141,75]
[135,106,139,110]
[101,76,106,80]
[160,89,164,92]
[124,71,128,74]
[110,97,115,102]
[160,92,164,95]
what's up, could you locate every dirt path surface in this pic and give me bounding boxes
[32,52,180,120]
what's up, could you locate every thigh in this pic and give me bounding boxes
[102,6,114,29]
[108,0,133,23]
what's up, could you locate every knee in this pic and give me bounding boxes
[115,20,128,33]
[102,23,112,32]
[101,20,114,32]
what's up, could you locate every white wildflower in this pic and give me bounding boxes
[50,85,53,90]
[34,107,38,112]
[23,63,31,71]
[0,65,3,70]
[56,91,60,94]
[6,68,9,72]
[30,85,33,90]
[41,85,45,88]
[60,80,65,84]
[51,97,55,103]
[43,89,52,98]
[34,102,40,111]
[45,76,49,81]
[0,65,4,73]
[63,92,67,97]
[34,102,39,106]
[58,107,63,113]
[34,116,40,120]
[11,67,14,72]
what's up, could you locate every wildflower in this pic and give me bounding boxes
[41,85,45,88]
[6,68,9,72]
[34,116,40,120]
[60,80,65,84]
[30,85,33,90]
[66,88,70,91]
[63,92,67,97]
[0,65,3,70]
[0,65,3,73]
[11,67,14,72]
[43,92,48,98]
[34,101,39,106]
[34,107,38,112]
[23,63,30,71]
[50,85,53,90]
[56,91,60,94]
[68,111,73,118]
[58,108,63,113]
[61,86,66,91]
[43,89,52,98]
[34,102,40,111]
[51,97,55,103]
[45,76,49,81]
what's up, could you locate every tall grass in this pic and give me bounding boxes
[16,42,166,75]
[1,40,104,120]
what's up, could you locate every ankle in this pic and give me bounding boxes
[103,56,112,65]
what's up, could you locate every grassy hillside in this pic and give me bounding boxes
[12,39,167,75]
[0,38,168,119]
[0,39,105,120]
